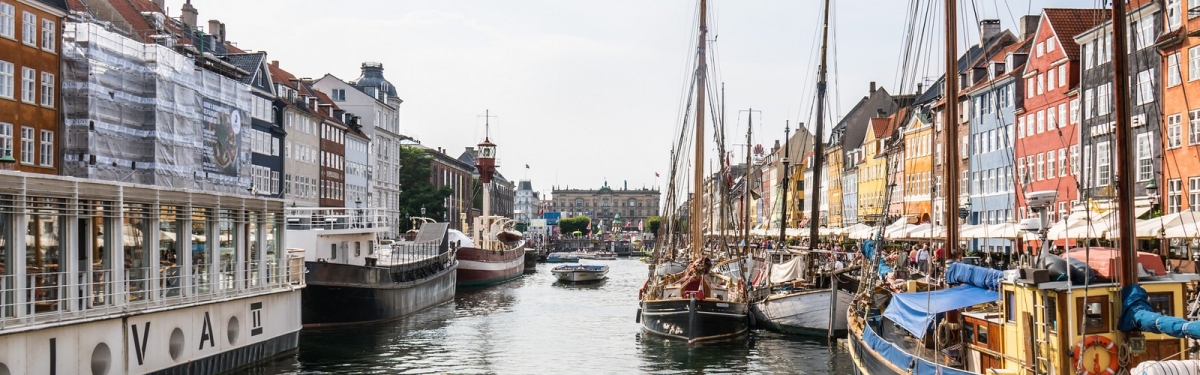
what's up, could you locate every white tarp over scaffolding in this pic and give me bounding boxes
[61,22,253,194]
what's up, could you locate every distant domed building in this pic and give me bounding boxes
[349,62,399,100]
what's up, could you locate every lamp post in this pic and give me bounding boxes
[1146,177,1161,257]
[0,149,15,171]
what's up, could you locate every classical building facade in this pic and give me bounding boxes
[0,0,66,174]
[550,183,661,231]
[514,180,541,226]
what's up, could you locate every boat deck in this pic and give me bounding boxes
[875,317,950,365]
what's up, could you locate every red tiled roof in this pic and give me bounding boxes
[65,0,88,12]
[268,63,298,89]
[870,117,891,139]
[1042,8,1110,60]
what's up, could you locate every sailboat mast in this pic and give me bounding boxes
[721,83,729,248]
[808,0,831,248]
[1110,0,1136,287]
[744,113,753,255]
[942,0,961,260]
[691,0,709,258]
[779,122,791,246]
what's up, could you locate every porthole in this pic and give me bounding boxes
[91,342,111,375]
[228,316,240,345]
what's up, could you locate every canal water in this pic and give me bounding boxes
[237,258,854,374]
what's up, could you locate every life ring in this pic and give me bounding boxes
[1072,335,1119,375]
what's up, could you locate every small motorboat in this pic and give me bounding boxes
[552,264,609,282]
[573,250,596,259]
[594,251,617,260]
[546,252,580,263]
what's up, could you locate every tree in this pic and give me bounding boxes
[559,216,591,236]
[397,146,453,231]
[646,216,662,234]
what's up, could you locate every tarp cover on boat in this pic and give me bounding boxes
[1119,285,1200,339]
[883,285,999,338]
[769,256,807,284]
[944,262,1005,291]
[861,318,975,375]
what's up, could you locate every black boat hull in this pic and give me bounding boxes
[640,298,748,344]
[301,260,457,327]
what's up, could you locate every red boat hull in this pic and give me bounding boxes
[456,242,526,287]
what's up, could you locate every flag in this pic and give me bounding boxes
[638,220,644,231]
[525,164,530,169]
[655,172,660,177]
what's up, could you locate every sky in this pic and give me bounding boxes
[167,0,1091,199]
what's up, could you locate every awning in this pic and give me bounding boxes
[882,285,999,338]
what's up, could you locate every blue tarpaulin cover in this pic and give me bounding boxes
[861,318,975,375]
[883,285,999,338]
[945,262,1005,291]
[1119,285,1200,339]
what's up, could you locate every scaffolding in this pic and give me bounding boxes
[61,22,253,195]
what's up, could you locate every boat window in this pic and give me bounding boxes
[331,243,337,260]
[1148,292,1173,316]
[964,321,976,343]
[1004,291,1015,322]
[160,205,181,297]
[977,324,989,345]
[28,198,65,313]
[355,242,361,257]
[246,213,260,289]
[1076,295,1110,334]
[1045,295,1058,332]
[192,207,211,294]
[266,213,281,284]
[124,203,152,302]
[368,240,374,255]
[218,209,236,291]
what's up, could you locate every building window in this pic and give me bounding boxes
[1168,0,1183,31]
[1047,69,1055,91]
[1169,178,1183,214]
[39,72,52,107]
[40,18,52,51]
[1058,65,1067,87]
[1047,151,1055,178]
[19,66,32,103]
[1097,141,1111,186]
[331,89,345,101]
[0,3,12,39]
[1169,53,1183,87]
[20,11,32,46]
[1169,114,1183,148]
[1037,153,1045,181]
[1037,110,1045,134]
[1136,69,1155,105]
[1075,144,1084,176]
[1059,148,1067,178]
[1192,47,1200,82]
[1097,84,1111,117]
[38,129,51,166]
[1070,99,1080,124]
[0,122,11,156]
[1084,89,1094,119]
[1137,133,1152,182]
[19,126,32,164]
[1190,177,1200,212]
[0,60,11,99]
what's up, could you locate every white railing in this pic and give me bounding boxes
[284,207,390,231]
[0,255,305,330]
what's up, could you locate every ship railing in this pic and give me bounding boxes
[0,258,304,330]
[284,207,390,231]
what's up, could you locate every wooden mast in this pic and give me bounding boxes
[1110,0,1136,288]
[779,123,791,246]
[691,0,709,258]
[942,0,961,261]
[808,0,831,248]
[744,116,752,255]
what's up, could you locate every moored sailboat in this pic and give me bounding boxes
[637,0,750,345]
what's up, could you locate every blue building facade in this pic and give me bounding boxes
[965,56,1024,254]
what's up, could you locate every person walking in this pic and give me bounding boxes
[916,245,930,274]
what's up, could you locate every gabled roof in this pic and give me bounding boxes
[221,52,273,93]
[1042,8,1110,60]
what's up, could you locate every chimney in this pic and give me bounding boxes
[151,0,165,10]
[916,82,923,95]
[1019,15,1039,39]
[979,19,1001,47]
[869,81,876,94]
[181,0,198,30]
[270,60,279,68]
[208,20,223,42]
[876,108,886,118]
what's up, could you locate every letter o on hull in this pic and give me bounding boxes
[91,342,111,375]
[169,328,185,361]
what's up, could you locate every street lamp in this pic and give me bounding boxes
[1146,177,1160,206]
[421,206,426,216]
[0,149,15,171]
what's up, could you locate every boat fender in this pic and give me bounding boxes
[1072,335,1119,375]
[317,258,327,263]
[747,311,756,328]
[936,320,952,346]
[636,308,642,323]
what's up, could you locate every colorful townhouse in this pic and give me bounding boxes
[0,0,66,174]
[1158,0,1200,214]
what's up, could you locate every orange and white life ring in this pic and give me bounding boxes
[1072,335,1119,375]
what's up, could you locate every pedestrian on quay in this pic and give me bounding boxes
[916,245,930,273]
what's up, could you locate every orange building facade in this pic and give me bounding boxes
[0,0,66,173]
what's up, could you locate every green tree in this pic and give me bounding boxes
[646,216,662,234]
[397,146,453,231]
[559,216,591,236]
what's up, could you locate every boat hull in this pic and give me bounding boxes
[848,322,906,375]
[751,288,853,337]
[301,260,458,327]
[640,299,749,344]
[456,244,526,287]
[551,268,609,282]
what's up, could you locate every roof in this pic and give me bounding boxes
[221,52,271,91]
[35,0,68,11]
[1042,9,1110,60]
